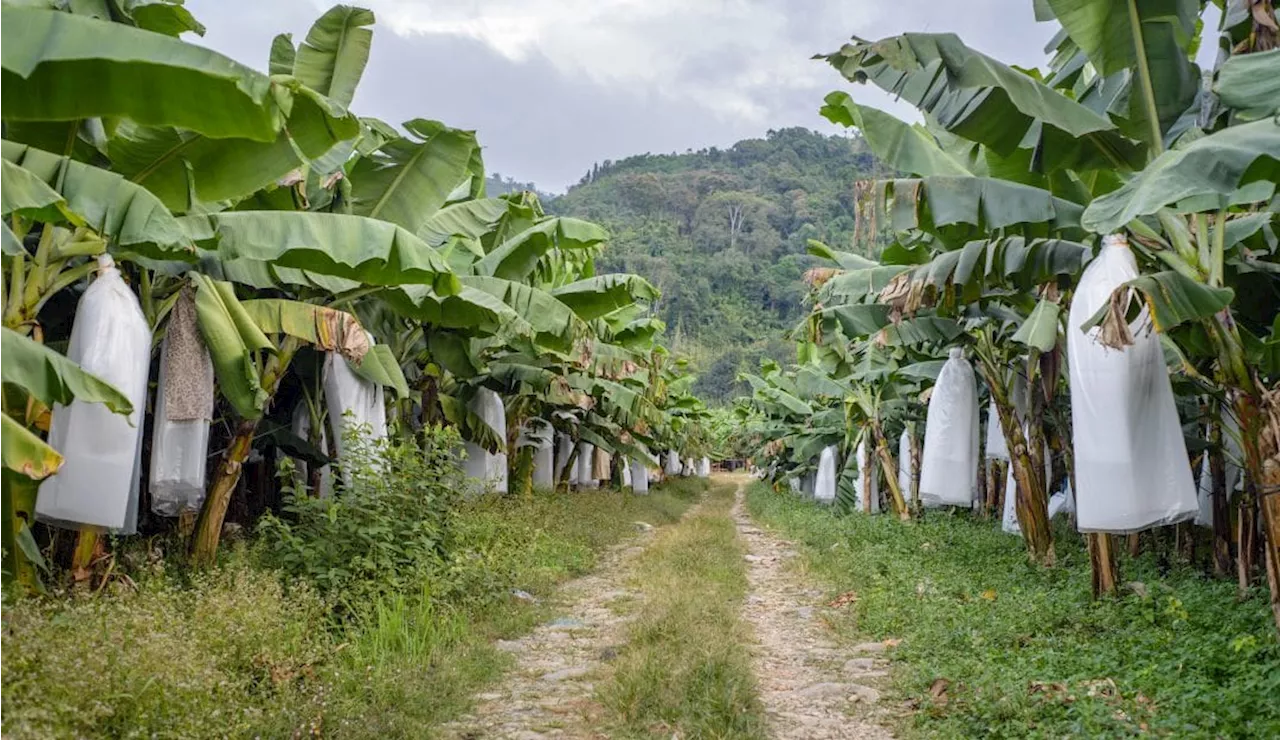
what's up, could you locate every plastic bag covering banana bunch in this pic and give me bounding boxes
[920,347,980,507]
[855,436,881,513]
[814,445,838,504]
[898,429,913,505]
[629,447,650,493]
[463,387,508,493]
[984,373,1028,462]
[292,402,333,498]
[577,442,597,489]
[622,459,633,487]
[150,289,214,516]
[699,456,711,477]
[665,449,681,476]
[37,256,151,532]
[1195,411,1243,528]
[324,333,388,463]
[1068,235,1197,533]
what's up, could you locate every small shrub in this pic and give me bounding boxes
[256,424,466,605]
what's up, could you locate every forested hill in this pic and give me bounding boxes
[546,127,887,403]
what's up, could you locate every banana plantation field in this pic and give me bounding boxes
[2,1,1279,739]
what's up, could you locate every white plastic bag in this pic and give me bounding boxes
[149,292,214,516]
[1068,235,1198,533]
[630,453,650,493]
[1001,431,1060,536]
[519,419,555,489]
[814,445,837,504]
[666,450,681,477]
[622,460,632,488]
[577,442,597,489]
[462,388,508,493]
[324,347,387,462]
[789,477,802,493]
[984,403,1008,461]
[37,257,151,532]
[801,469,816,497]
[699,457,711,478]
[898,429,913,506]
[920,347,980,508]
[1195,414,1242,528]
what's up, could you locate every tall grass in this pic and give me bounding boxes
[1,479,707,739]
[746,482,1280,739]
[599,482,767,739]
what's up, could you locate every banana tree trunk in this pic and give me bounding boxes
[909,423,922,512]
[1088,533,1119,598]
[1,471,42,592]
[872,425,910,520]
[977,359,1054,565]
[1208,413,1234,576]
[557,444,580,493]
[191,339,299,567]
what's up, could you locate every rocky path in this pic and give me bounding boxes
[439,519,664,739]
[733,482,896,739]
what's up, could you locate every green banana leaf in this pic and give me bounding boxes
[106,84,359,212]
[820,92,972,177]
[824,32,1144,172]
[191,274,273,420]
[1,8,281,141]
[2,140,192,257]
[1,327,133,414]
[270,33,296,75]
[1214,49,1280,121]
[418,197,514,248]
[475,217,610,280]
[1042,0,1198,149]
[179,211,461,294]
[0,158,73,223]
[462,276,583,342]
[292,4,374,108]
[1011,298,1061,352]
[2,413,63,480]
[239,299,368,359]
[1082,119,1280,233]
[347,344,410,399]
[874,176,1085,238]
[380,284,531,338]
[551,274,659,320]
[349,119,479,234]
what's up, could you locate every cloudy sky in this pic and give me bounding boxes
[182,2,1078,191]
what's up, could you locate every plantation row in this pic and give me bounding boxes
[735,1,1280,629]
[0,3,714,591]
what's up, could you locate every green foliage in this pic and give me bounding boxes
[551,127,889,403]
[747,483,1280,739]
[256,424,465,604]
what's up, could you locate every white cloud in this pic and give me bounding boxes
[360,0,878,123]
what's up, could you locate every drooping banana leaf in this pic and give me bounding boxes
[1,8,282,141]
[474,217,610,280]
[551,274,659,320]
[179,210,461,293]
[239,299,369,360]
[191,273,274,419]
[2,414,63,480]
[1011,297,1062,352]
[1214,48,1280,121]
[1,327,133,414]
[346,344,409,399]
[820,92,972,177]
[2,140,192,257]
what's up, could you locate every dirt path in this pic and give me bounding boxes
[732,481,895,739]
[439,514,673,739]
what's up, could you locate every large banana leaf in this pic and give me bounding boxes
[1081,270,1235,339]
[3,140,192,256]
[1081,119,1280,233]
[462,276,582,342]
[1,327,133,415]
[270,33,296,75]
[1011,297,1062,352]
[2,414,63,480]
[1,8,281,141]
[418,197,514,248]
[179,211,461,294]
[551,274,659,320]
[806,239,878,270]
[820,92,972,177]
[191,274,273,420]
[291,4,373,108]
[474,217,610,280]
[349,119,478,234]
[824,32,1144,172]
[380,284,531,337]
[873,176,1085,238]
[916,237,1091,290]
[1214,49,1280,121]
[106,84,359,212]
[0,158,73,223]
[1042,0,1198,149]
[240,299,369,359]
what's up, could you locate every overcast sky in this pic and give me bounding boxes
[182,1,1196,192]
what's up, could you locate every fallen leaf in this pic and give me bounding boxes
[882,638,902,648]
[828,590,859,608]
[980,588,997,601]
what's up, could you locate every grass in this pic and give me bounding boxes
[599,481,768,739]
[746,481,1280,740]
[1,478,708,739]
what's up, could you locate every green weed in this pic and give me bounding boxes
[746,482,1280,739]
